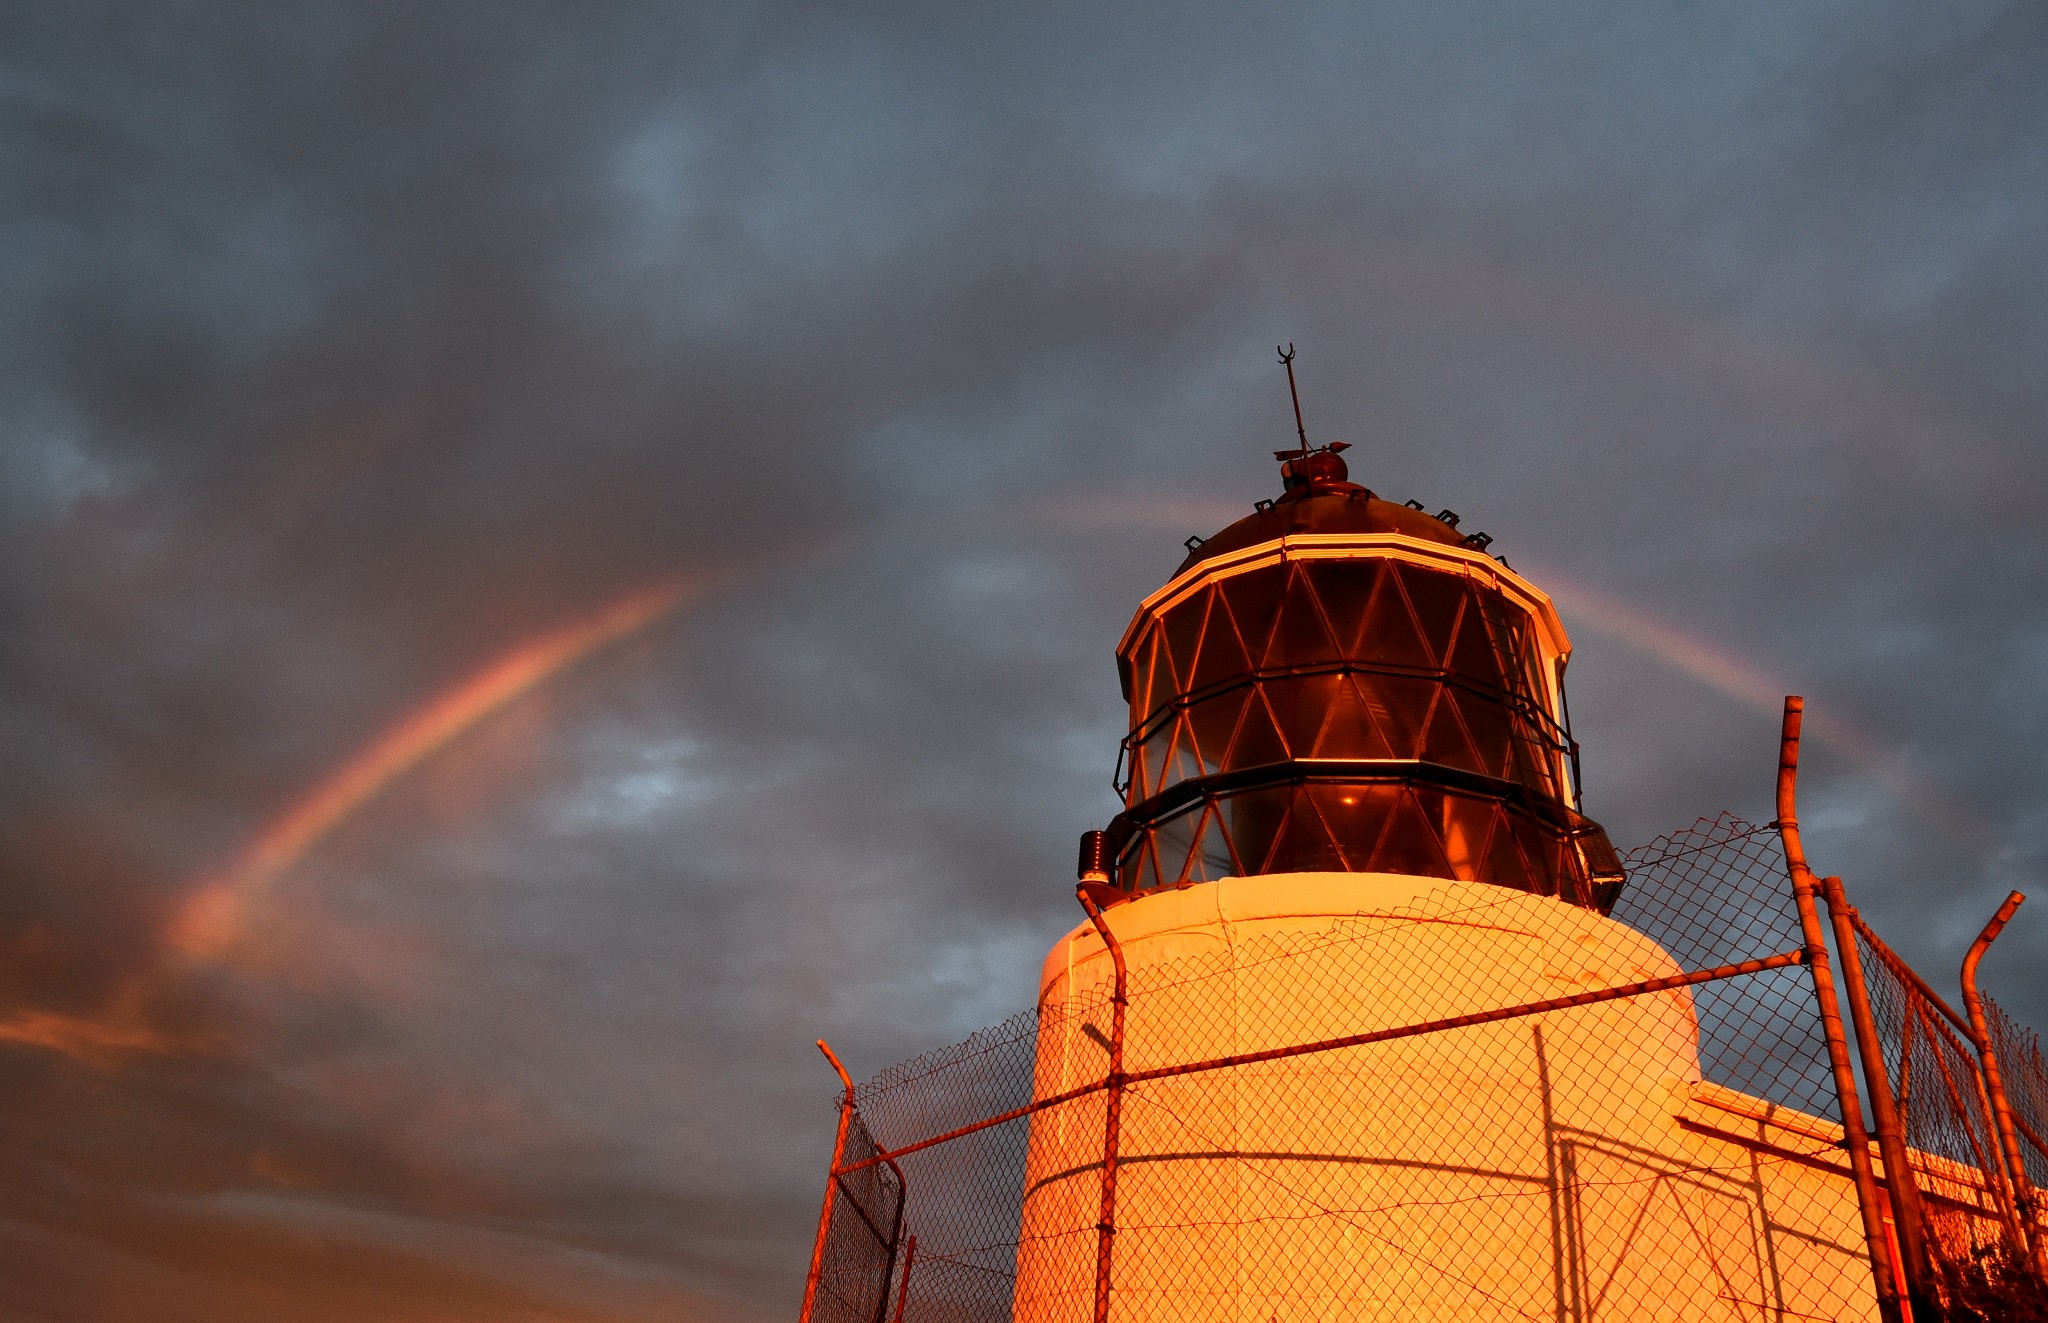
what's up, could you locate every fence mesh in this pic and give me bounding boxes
[1847,917,2019,1291]
[1983,993,2048,1193]
[808,1110,907,1323]
[807,813,2045,1322]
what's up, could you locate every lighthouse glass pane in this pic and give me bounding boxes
[1162,590,1207,691]
[1308,675,1395,761]
[1302,560,1380,654]
[1352,568,1433,669]
[1190,600,1249,694]
[1184,689,1246,776]
[1399,563,1470,664]
[1218,566,1283,667]
[1419,690,1484,774]
[1225,688,1288,770]
[1455,691,1516,780]
[1271,564,1341,666]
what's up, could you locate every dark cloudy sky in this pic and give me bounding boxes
[3,3,2045,1319]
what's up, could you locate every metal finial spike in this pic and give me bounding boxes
[1277,343,1309,457]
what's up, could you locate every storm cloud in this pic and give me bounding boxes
[2,3,2045,1318]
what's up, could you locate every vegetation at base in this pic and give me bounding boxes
[1930,1246,2048,1322]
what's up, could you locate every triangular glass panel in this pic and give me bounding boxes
[1206,802,1248,877]
[1478,805,1534,892]
[1130,631,1164,722]
[1358,565,1434,669]
[1505,815,1560,898]
[1420,687,1484,774]
[1218,566,1285,669]
[1189,596,1250,694]
[1311,674,1398,760]
[1305,782,1401,872]
[1366,784,1452,878]
[1163,590,1214,692]
[1154,806,1199,886]
[1139,722,1175,800]
[1185,690,1249,776]
[1268,786,1347,873]
[1446,590,1510,688]
[1268,563,1341,668]
[1456,692,1516,780]
[1397,564,1469,667]
[1226,787,1289,875]
[1186,804,1236,883]
[1226,686,1290,769]
[1359,675,1435,759]
[1432,791,1491,882]
[1164,715,1204,788]
[1270,673,1343,760]
[1303,560,1380,656]
[1138,835,1171,897]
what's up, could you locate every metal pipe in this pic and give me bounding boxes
[1961,891,2042,1270]
[1076,884,1128,1323]
[835,948,1805,1177]
[890,1236,916,1323]
[801,1039,860,1323]
[1823,874,1935,1301]
[1778,697,1911,1323]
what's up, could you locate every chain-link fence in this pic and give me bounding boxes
[1982,996,2048,1193]
[1835,907,2048,1317]
[801,815,2046,1322]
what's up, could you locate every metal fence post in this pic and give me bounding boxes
[1779,697,1911,1323]
[1076,885,1129,1323]
[890,1235,917,1323]
[1823,873,1938,1309]
[1962,891,2043,1273]
[802,1039,860,1323]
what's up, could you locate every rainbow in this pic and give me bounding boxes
[171,577,698,957]
[1532,565,1990,854]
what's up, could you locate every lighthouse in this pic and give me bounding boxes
[799,369,2008,1323]
[1094,438,1622,906]
[1010,434,1871,1319]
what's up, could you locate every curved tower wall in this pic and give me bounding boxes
[1016,872,1705,1320]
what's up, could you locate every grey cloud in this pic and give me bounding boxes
[2,2,2044,1317]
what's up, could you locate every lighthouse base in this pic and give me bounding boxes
[1016,872,1878,1322]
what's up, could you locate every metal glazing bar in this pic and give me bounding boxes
[1778,697,1910,1323]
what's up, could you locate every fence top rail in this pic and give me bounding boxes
[830,947,1806,1179]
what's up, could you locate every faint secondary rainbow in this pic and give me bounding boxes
[1531,565,1990,853]
[171,576,699,958]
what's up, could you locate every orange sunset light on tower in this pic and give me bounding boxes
[797,351,2047,1323]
